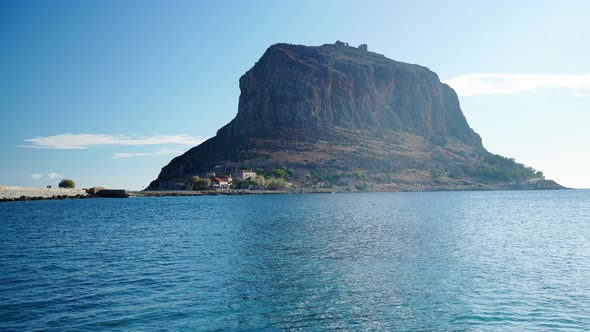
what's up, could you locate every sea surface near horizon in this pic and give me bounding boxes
[1,190,589,331]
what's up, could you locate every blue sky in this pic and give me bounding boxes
[1,0,588,190]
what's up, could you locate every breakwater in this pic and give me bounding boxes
[0,186,90,202]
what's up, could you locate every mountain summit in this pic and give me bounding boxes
[147,42,562,191]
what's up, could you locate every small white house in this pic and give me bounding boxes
[233,169,256,180]
[210,177,230,189]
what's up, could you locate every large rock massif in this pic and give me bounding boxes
[147,42,562,191]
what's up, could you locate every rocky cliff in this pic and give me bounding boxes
[217,43,482,147]
[147,42,562,191]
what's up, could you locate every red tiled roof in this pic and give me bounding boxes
[211,177,228,183]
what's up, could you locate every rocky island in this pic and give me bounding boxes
[147,41,563,192]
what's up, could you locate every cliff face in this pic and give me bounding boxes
[217,43,482,147]
[147,42,562,191]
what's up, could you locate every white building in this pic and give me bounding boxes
[233,169,256,180]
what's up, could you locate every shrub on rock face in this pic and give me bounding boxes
[266,169,289,180]
[59,179,75,188]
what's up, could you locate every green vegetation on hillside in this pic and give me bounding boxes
[460,153,538,182]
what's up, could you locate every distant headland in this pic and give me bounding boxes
[147,41,563,192]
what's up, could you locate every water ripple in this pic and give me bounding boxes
[1,191,590,330]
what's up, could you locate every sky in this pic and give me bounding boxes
[1,0,589,190]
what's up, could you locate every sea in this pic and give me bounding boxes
[1,190,589,331]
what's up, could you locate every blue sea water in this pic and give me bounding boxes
[1,190,589,331]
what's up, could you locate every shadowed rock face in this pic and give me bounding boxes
[147,42,562,191]
[217,43,482,147]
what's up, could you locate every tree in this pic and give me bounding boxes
[266,177,288,190]
[233,178,247,189]
[252,175,265,188]
[188,176,211,190]
[187,176,199,190]
[58,179,75,188]
[195,178,211,190]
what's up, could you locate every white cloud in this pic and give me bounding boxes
[19,134,203,150]
[47,172,63,179]
[112,148,187,159]
[31,172,63,180]
[443,73,590,96]
[569,93,590,97]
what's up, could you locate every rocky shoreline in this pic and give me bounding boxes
[2,182,568,203]
[130,189,293,197]
[0,186,90,203]
[0,186,294,202]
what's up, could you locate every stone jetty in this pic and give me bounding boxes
[0,186,90,202]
